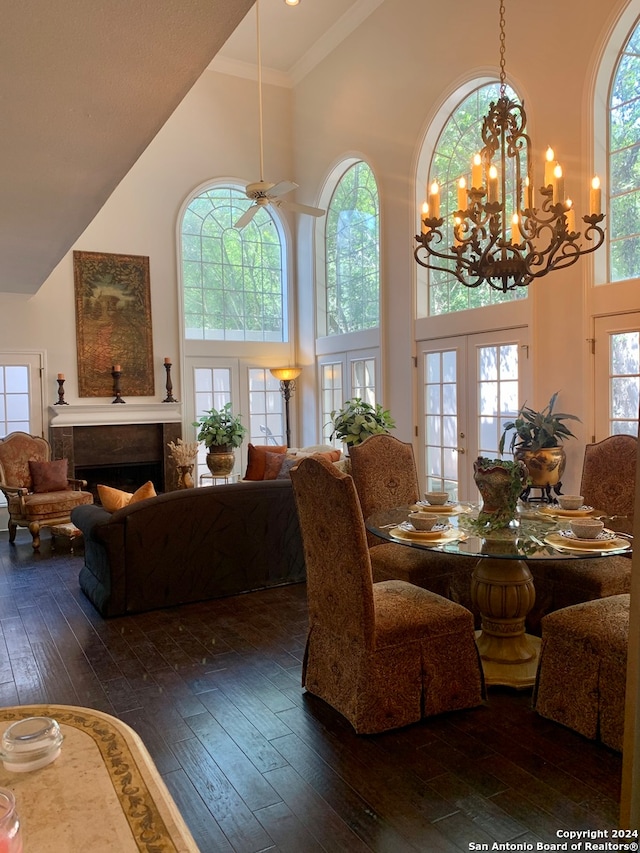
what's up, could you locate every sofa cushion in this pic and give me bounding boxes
[98,480,157,512]
[29,458,68,492]
[244,444,287,480]
[263,451,286,479]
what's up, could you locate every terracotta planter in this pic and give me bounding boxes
[514,446,566,489]
[206,447,236,478]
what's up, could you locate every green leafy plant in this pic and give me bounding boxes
[470,456,531,533]
[329,397,396,447]
[193,402,247,449]
[498,391,581,455]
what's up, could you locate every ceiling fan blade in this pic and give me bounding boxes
[267,180,298,198]
[234,204,259,229]
[278,199,326,218]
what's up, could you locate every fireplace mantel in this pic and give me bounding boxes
[49,402,182,428]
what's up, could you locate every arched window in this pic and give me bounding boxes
[181,184,287,342]
[609,20,640,282]
[426,82,526,315]
[325,161,380,335]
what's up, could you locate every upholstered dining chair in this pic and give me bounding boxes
[348,433,478,619]
[526,434,637,635]
[0,431,93,550]
[290,454,485,734]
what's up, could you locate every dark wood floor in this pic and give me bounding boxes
[0,530,622,852]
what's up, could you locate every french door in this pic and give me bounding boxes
[417,328,531,500]
[594,313,640,439]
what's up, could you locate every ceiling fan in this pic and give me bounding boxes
[234,0,325,229]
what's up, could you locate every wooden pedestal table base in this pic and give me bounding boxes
[471,557,540,688]
[0,704,199,852]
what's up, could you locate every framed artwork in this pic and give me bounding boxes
[73,251,155,397]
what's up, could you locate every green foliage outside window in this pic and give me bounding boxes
[610,23,640,282]
[325,161,380,335]
[181,186,286,341]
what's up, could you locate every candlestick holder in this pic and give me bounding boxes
[54,377,69,405]
[111,368,126,404]
[163,361,178,403]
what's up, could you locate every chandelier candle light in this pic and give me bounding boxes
[415,0,605,293]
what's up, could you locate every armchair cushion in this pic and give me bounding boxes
[29,458,69,493]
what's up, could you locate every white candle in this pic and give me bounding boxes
[453,215,462,247]
[471,154,483,189]
[544,147,556,187]
[553,164,564,204]
[511,214,521,244]
[525,175,533,210]
[565,200,575,233]
[457,177,467,211]
[421,201,429,234]
[590,176,601,215]
[429,181,440,219]
[488,165,498,203]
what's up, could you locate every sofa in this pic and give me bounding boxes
[71,479,305,617]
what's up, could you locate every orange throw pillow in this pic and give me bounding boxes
[98,481,157,512]
[244,444,287,480]
[312,449,341,464]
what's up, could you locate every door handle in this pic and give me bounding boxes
[456,447,466,454]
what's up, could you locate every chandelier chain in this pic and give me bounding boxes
[499,0,506,94]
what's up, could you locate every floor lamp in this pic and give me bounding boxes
[270,367,302,448]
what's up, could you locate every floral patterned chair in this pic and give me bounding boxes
[526,434,636,634]
[533,594,629,751]
[0,431,93,550]
[290,454,484,734]
[348,433,479,623]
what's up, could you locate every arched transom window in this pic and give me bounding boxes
[427,82,526,315]
[181,185,286,342]
[609,21,640,282]
[325,161,380,336]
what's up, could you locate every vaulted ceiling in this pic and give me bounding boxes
[2,0,379,295]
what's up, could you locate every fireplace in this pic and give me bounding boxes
[50,404,182,501]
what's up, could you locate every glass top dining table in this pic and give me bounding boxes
[365,501,632,688]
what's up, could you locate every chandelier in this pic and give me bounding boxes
[414,0,605,294]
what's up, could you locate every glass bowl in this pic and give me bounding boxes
[0,716,63,772]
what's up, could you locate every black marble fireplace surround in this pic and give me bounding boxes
[50,421,181,501]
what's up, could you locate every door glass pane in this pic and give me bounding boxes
[423,350,458,498]
[248,368,284,446]
[321,363,343,445]
[477,344,519,457]
[193,367,232,483]
[351,358,375,405]
[0,365,30,436]
[609,332,640,435]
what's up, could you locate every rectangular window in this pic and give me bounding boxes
[321,362,344,446]
[248,368,284,446]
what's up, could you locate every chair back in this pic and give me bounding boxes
[0,431,50,490]
[290,455,375,645]
[580,434,637,520]
[349,434,420,545]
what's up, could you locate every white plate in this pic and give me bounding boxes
[544,531,630,553]
[540,505,594,518]
[390,526,464,545]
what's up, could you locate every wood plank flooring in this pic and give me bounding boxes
[0,531,622,851]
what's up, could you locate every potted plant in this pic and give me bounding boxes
[473,456,530,530]
[329,398,396,449]
[193,402,247,477]
[498,391,581,496]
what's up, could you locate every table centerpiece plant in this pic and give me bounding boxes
[471,456,530,532]
[193,402,248,477]
[328,397,396,450]
[498,391,581,498]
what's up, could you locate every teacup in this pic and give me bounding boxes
[569,518,604,539]
[558,494,584,510]
[424,491,449,506]
[409,512,439,531]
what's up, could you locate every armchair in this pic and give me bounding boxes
[0,431,93,550]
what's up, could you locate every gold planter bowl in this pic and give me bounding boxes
[206,447,236,478]
[514,447,566,488]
